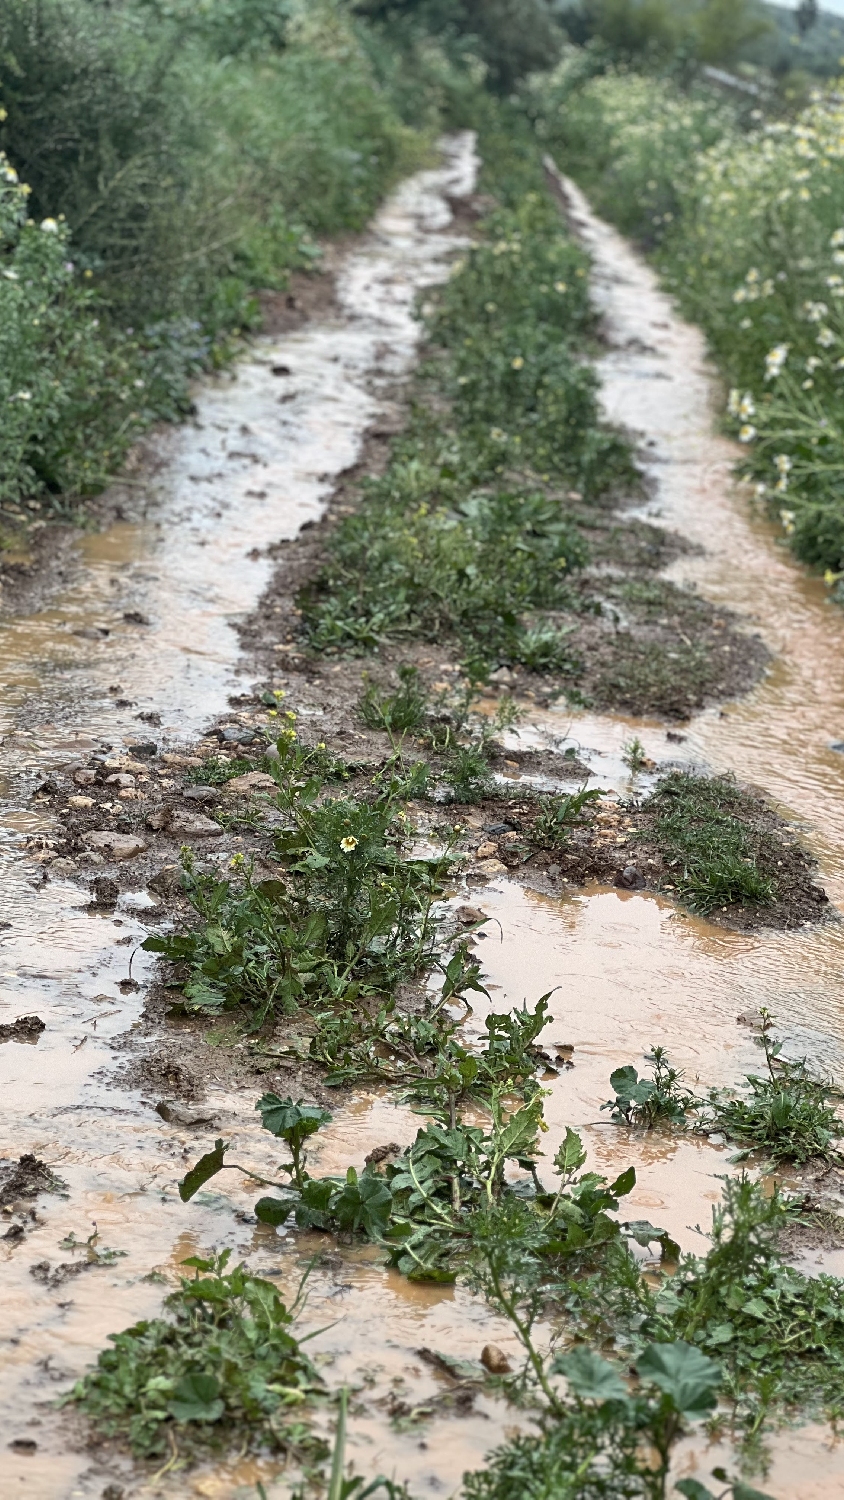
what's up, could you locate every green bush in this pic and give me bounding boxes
[0,0,428,511]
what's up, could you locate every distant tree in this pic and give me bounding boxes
[796,0,819,36]
[557,0,771,66]
[354,0,563,90]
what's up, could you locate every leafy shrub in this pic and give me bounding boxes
[143,730,451,1022]
[66,1250,322,1459]
[604,1046,697,1128]
[0,0,424,509]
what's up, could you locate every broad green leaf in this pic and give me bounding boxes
[168,1373,224,1424]
[554,1126,587,1176]
[256,1094,332,1140]
[636,1341,721,1416]
[178,1139,228,1202]
[553,1347,629,1402]
[255,1194,295,1227]
[609,1065,639,1098]
[732,1484,776,1500]
[608,1165,636,1198]
[675,1482,715,1500]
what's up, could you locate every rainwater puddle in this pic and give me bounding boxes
[4,144,844,1498]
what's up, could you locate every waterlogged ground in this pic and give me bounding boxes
[4,140,844,1498]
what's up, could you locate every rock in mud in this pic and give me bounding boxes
[615,864,645,889]
[148,865,182,896]
[91,876,120,906]
[0,1015,45,1045]
[155,1100,217,1127]
[167,810,222,837]
[455,905,489,926]
[85,831,147,860]
[224,770,277,794]
[68,795,94,809]
[182,785,218,804]
[481,1344,512,1375]
[73,769,97,786]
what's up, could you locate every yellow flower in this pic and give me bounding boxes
[340,836,358,853]
[511,356,524,370]
[554,281,567,293]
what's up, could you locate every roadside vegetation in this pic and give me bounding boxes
[528,16,844,596]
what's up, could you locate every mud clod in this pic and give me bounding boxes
[0,1014,45,1044]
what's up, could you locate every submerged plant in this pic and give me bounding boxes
[65,1251,322,1460]
[706,1011,841,1164]
[604,1046,697,1129]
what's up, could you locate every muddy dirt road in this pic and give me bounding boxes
[3,137,844,1498]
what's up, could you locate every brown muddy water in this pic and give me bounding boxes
[3,138,844,1497]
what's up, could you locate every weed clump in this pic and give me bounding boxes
[643,774,776,914]
[707,1010,842,1165]
[66,1251,322,1460]
[144,733,450,1025]
[604,1046,697,1129]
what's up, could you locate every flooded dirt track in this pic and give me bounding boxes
[5,135,844,1499]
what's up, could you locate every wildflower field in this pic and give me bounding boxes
[533,59,844,591]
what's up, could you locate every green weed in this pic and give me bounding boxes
[65,1250,323,1460]
[706,1010,842,1164]
[644,774,776,913]
[532,785,603,845]
[604,1046,697,1129]
[359,665,429,737]
[143,732,451,1025]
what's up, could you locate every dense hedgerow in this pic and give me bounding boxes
[531,55,844,587]
[0,0,427,511]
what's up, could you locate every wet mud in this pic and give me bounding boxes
[3,137,844,1499]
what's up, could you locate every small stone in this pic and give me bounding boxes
[547,864,561,878]
[105,772,135,789]
[455,905,488,925]
[155,1100,216,1127]
[475,841,499,859]
[615,865,645,890]
[217,725,256,745]
[167,811,222,837]
[73,769,96,787]
[127,741,157,758]
[117,788,142,801]
[49,858,78,876]
[145,807,171,831]
[224,771,277,794]
[477,858,507,875]
[488,666,514,685]
[148,865,182,896]
[481,1344,512,1375]
[68,795,94,809]
[183,785,218,803]
[161,753,203,768]
[85,832,147,860]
